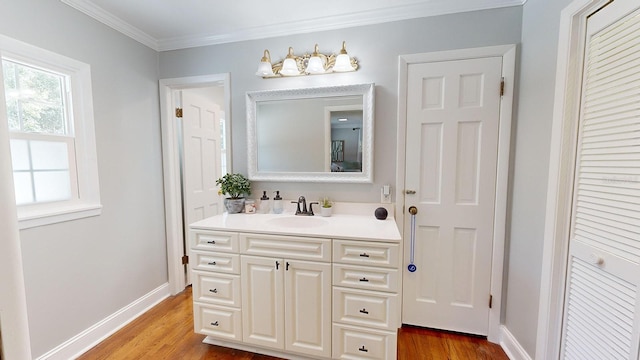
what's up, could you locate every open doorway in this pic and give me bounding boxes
[159,74,231,294]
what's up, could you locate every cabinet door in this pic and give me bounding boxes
[241,255,284,350]
[284,260,332,358]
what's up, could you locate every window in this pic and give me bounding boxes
[0,35,101,229]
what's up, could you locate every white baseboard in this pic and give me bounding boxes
[36,283,170,360]
[499,325,533,360]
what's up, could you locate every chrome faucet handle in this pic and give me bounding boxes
[308,202,319,216]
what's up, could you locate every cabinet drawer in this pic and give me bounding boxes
[194,303,242,341]
[192,251,240,274]
[333,287,399,330]
[333,240,399,268]
[332,324,397,360]
[191,231,239,253]
[192,271,241,307]
[333,264,399,293]
[240,233,331,262]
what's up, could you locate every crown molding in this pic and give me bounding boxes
[62,0,525,52]
[61,0,159,51]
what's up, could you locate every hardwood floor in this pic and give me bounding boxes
[78,287,508,360]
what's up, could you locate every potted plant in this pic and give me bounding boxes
[319,196,333,217]
[216,173,251,213]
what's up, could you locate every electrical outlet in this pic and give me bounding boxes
[381,185,391,203]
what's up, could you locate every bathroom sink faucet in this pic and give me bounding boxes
[292,196,318,216]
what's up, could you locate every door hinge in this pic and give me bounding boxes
[175,107,183,118]
[181,255,188,265]
[489,294,493,309]
[500,78,505,96]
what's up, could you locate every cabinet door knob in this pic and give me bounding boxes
[209,288,218,293]
[359,308,369,314]
[211,321,219,326]
[358,346,368,352]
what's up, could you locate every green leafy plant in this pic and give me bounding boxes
[320,196,333,208]
[216,173,251,199]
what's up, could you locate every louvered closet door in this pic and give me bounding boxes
[561,1,640,359]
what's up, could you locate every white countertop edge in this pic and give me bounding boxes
[190,205,401,242]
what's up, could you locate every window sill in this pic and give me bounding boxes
[17,202,102,230]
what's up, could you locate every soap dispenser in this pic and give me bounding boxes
[259,191,270,214]
[273,191,283,214]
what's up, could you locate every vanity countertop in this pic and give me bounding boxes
[190,211,401,243]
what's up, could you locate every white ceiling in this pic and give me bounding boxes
[61,0,525,51]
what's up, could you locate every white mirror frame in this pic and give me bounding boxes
[246,83,374,183]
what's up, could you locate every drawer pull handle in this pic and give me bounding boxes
[208,261,217,266]
[359,253,370,258]
[359,277,369,282]
[209,288,218,293]
[359,308,369,314]
[207,240,216,244]
[359,346,368,353]
[211,321,219,326]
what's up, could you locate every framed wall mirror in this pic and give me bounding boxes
[246,83,374,183]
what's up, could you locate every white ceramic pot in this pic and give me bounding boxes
[319,206,332,217]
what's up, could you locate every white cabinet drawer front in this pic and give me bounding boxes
[332,324,397,360]
[333,288,399,330]
[192,251,240,274]
[333,264,399,293]
[193,271,241,307]
[194,303,242,341]
[240,233,331,262]
[333,240,399,268]
[192,231,239,253]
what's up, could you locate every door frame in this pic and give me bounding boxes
[535,1,611,359]
[159,73,231,295]
[396,44,516,343]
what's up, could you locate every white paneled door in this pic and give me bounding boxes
[560,0,640,358]
[402,56,503,335]
[181,90,224,283]
[181,90,223,225]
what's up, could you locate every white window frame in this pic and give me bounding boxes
[0,34,101,229]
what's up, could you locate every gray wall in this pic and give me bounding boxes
[159,7,523,203]
[0,0,166,357]
[505,0,573,356]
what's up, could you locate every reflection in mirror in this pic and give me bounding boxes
[247,83,374,183]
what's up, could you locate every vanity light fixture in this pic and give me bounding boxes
[255,50,275,76]
[256,41,358,78]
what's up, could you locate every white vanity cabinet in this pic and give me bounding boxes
[332,239,401,359]
[191,231,242,341]
[240,233,332,358]
[189,211,402,360]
